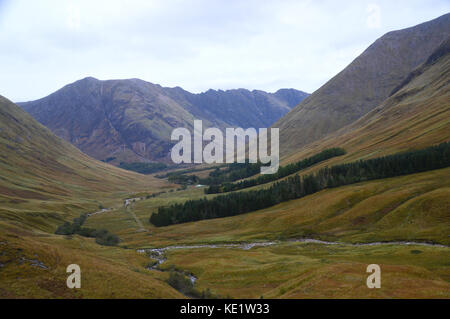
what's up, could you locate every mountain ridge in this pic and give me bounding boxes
[19,78,308,164]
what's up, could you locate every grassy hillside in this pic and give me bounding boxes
[0,94,172,233]
[0,95,183,298]
[0,222,183,298]
[101,167,449,247]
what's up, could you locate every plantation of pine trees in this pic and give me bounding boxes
[150,142,450,227]
[205,148,346,194]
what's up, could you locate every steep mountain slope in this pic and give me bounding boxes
[275,13,450,158]
[0,95,169,230]
[19,78,308,164]
[281,37,449,168]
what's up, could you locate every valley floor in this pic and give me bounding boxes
[1,167,448,298]
[152,240,449,298]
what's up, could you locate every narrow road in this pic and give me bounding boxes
[86,208,113,217]
[86,197,149,233]
[124,197,148,232]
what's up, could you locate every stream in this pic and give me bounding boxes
[137,242,277,284]
[138,238,448,285]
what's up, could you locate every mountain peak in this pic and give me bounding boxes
[77,76,100,83]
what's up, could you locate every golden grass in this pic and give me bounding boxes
[0,222,183,298]
[160,242,449,299]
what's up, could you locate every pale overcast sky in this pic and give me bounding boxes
[0,0,449,102]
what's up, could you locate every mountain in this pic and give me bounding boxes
[19,79,308,164]
[0,94,167,230]
[275,13,450,159]
[283,38,450,167]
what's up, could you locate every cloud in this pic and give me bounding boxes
[0,0,449,101]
